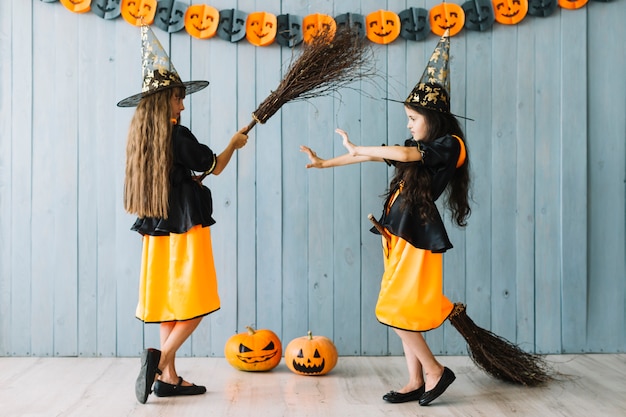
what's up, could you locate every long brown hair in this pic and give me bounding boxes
[123,88,179,218]
[387,105,471,227]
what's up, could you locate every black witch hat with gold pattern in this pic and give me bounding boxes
[117,25,208,107]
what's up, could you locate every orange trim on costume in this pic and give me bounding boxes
[453,135,466,168]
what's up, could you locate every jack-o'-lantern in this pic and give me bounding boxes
[462,0,495,31]
[184,4,219,39]
[399,7,430,41]
[92,0,121,19]
[121,0,157,26]
[224,326,282,372]
[557,0,588,9]
[285,331,338,376]
[527,0,557,16]
[492,0,528,25]
[154,0,186,33]
[302,13,337,44]
[365,10,401,45]
[276,14,303,48]
[335,13,366,38]
[429,2,465,37]
[246,11,277,47]
[60,0,91,13]
[217,8,247,43]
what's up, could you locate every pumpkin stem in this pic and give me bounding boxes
[307,330,313,340]
[246,326,256,335]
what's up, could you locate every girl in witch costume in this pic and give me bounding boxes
[119,26,248,404]
[300,32,470,406]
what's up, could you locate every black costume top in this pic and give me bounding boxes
[372,134,462,253]
[131,124,217,236]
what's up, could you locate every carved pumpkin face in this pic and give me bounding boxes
[302,13,337,44]
[121,0,157,26]
[429,2,465,37]
[224,327,282,372]
[462,0,495,31]
[92,0,121,19]
[365,10,401,45]
[184,4,219,39]
[399,7,430,41]
[335,13,366,38]
[276,14,303,48]
[154,0,186,33]
[557,0,588,9]
[285,331,338,376]
[492,0,528,25]
[60,0,92,13]
[527,0,557,16]
[246,12,277,47]
[217,9,247,43]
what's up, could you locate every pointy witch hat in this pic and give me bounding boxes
[117,25,208,107]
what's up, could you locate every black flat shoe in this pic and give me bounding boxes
[383,385,426,403]
[154,376,207,397]
[419,367,456,406]
[135,348,162,404]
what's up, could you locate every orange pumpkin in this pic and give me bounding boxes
[60,0,91,13]
[121,0,157,26]
[224,326,282,372]
[285,331,338,376]
[492,0,529,25]
[302,13,337,44]
[246,11,278,47]
[184,4,219,39]
[557,0,588,9]
[365,10,401,45]
[429,2,465,37]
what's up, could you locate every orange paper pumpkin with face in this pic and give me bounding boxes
[492,0,528,24]
[429,2,465,36]
[185,4,219,39]
[557,0,588,9]
[302,13,337,44]
[60,0,92,13]
[365,10,400,45]
[246,12,278,46]
[121,0,157,26]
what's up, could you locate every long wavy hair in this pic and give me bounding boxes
[124,88,180,219]
[386,105,471,227]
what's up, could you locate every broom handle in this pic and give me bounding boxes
[368,213,390,245]
[196,118,258,182]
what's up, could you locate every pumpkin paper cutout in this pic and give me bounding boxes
[217,9,247,43]
[302,13,337,44]
[276,14,303,48]
[184,4,219,39]
[492,0,528,25]
[154,0,186,33]
[462,0,495,31]
[224,327,282,372]
[121,0,157,26]
[558,0,589,9]
[285,331,338,376]
[527,0,557,16]
[60,0,91,13]
[246,11,277,47]
[365,10,401,45]
[92,0,121,20]
[399,7,430,41]
[335,13,366,39]
[429,2,465,37]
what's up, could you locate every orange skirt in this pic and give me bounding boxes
[375,232,453,332]
[136,225,220,323]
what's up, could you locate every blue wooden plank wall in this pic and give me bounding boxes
[0,0,624,357]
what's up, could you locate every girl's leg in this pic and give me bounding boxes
[395,337,425,393]
[394,329,445,391]
[158,317,203,385]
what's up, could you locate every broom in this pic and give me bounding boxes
[368,214,553,386]
[198,27,376,181]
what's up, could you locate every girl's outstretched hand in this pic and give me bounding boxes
[300,145,325,168]
[336,128,357,156]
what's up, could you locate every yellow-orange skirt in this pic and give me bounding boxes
[136,225,220,323]
[375,232,453,332]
